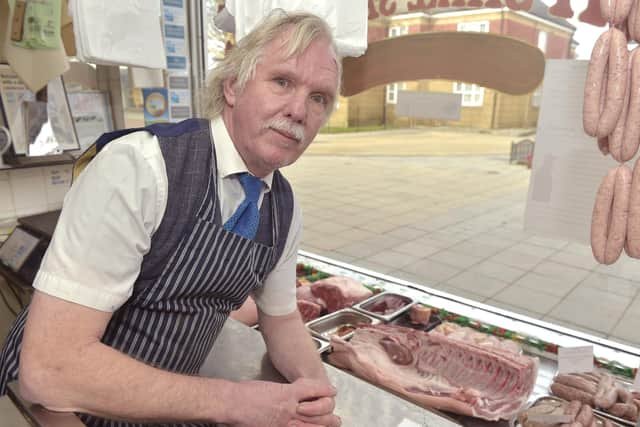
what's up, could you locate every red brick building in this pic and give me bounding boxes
[328,0,576,129]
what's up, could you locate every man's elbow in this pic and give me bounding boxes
[18,350,68,407]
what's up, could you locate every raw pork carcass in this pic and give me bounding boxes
[329,324,538,421]
[309,276,372,313]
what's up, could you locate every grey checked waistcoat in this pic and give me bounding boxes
[0,119,294,427]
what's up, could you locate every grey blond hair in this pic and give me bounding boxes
[202,9,342,118]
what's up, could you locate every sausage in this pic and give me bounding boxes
[565,399,584,417]
[598,136,610,155]
[555,374,598,394]
[576,403,594,425]
[609,402,638,419]
[584,30,612,137]
[630,0,640,42]
[551,382,595,405]
[626,157,640,258]
[576,372,603,383]
[601,0,634,24]
[583,28,629,138]
[618,387,633,403]
[591,165,632,264]
[619,47,640,161]
[626,401,638,420]
[609,47,637,161]
[593,374,618,409]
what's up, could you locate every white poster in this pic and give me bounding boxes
[524,60,621,245]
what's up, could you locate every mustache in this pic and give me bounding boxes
[264,118,305,142]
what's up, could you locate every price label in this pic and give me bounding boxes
[557,346,594,374]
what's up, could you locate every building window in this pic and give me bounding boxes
[386,83,398,104]
[388,25,408,37]
[453,82,484,107]
[538,31,547,53]
[457,21,489,33]
[386,82,407,104]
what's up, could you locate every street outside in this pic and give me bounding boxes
[283,127,640,348]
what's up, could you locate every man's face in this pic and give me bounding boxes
[222,32,339,177]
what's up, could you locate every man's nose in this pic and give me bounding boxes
[284,92,307,124]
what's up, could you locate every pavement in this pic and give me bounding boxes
[282,127,640,348]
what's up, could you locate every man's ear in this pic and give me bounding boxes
[223,78,237,107]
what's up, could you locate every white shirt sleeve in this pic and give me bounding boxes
[251,194,301,316]
[33,132,167,312]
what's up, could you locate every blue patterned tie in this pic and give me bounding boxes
[223,173,263,240]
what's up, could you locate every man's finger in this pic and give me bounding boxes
[296,396,336,416]
[293,379,337,401]
[287,422,324,427]
[289,414,342,427]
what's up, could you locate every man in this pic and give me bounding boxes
[0,10,342,427]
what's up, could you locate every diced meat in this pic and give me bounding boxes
[297,299,322,322]
[310,276,372,313]
[329,324,538,421]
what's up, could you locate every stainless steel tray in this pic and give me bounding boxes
[511,395,627,427]
[312,336,331,354]
[352,291,414,322]
[306,308,381,341]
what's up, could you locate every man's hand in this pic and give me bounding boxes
[227,378,340,427]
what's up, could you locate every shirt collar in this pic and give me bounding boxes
[211,116,273,190]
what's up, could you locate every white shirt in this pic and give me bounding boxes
[33,117,300,316]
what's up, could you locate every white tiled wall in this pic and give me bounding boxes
[0,164,73,221]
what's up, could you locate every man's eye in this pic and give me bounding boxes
[274,78,289,87]
[310,94,327,105]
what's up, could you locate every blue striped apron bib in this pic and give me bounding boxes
[0,119,289,427]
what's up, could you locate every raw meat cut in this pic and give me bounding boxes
[296,285,325,322]
[365,294,410,315]
[329,323,538,421]
[309,276,372,313]
[296,285,326,308]
[297,299,322,322]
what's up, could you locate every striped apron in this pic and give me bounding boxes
[0,119,294,427]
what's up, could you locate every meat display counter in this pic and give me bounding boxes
[295,250,640,427]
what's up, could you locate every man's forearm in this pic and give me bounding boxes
[259,311,329,383]
[21,340,236,423]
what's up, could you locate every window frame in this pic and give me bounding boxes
[457,20,490,33]
[538,31,548,53]
[388,24,409,38]
[453,82,485,107]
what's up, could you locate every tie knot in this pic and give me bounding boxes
[239,173,263,202]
